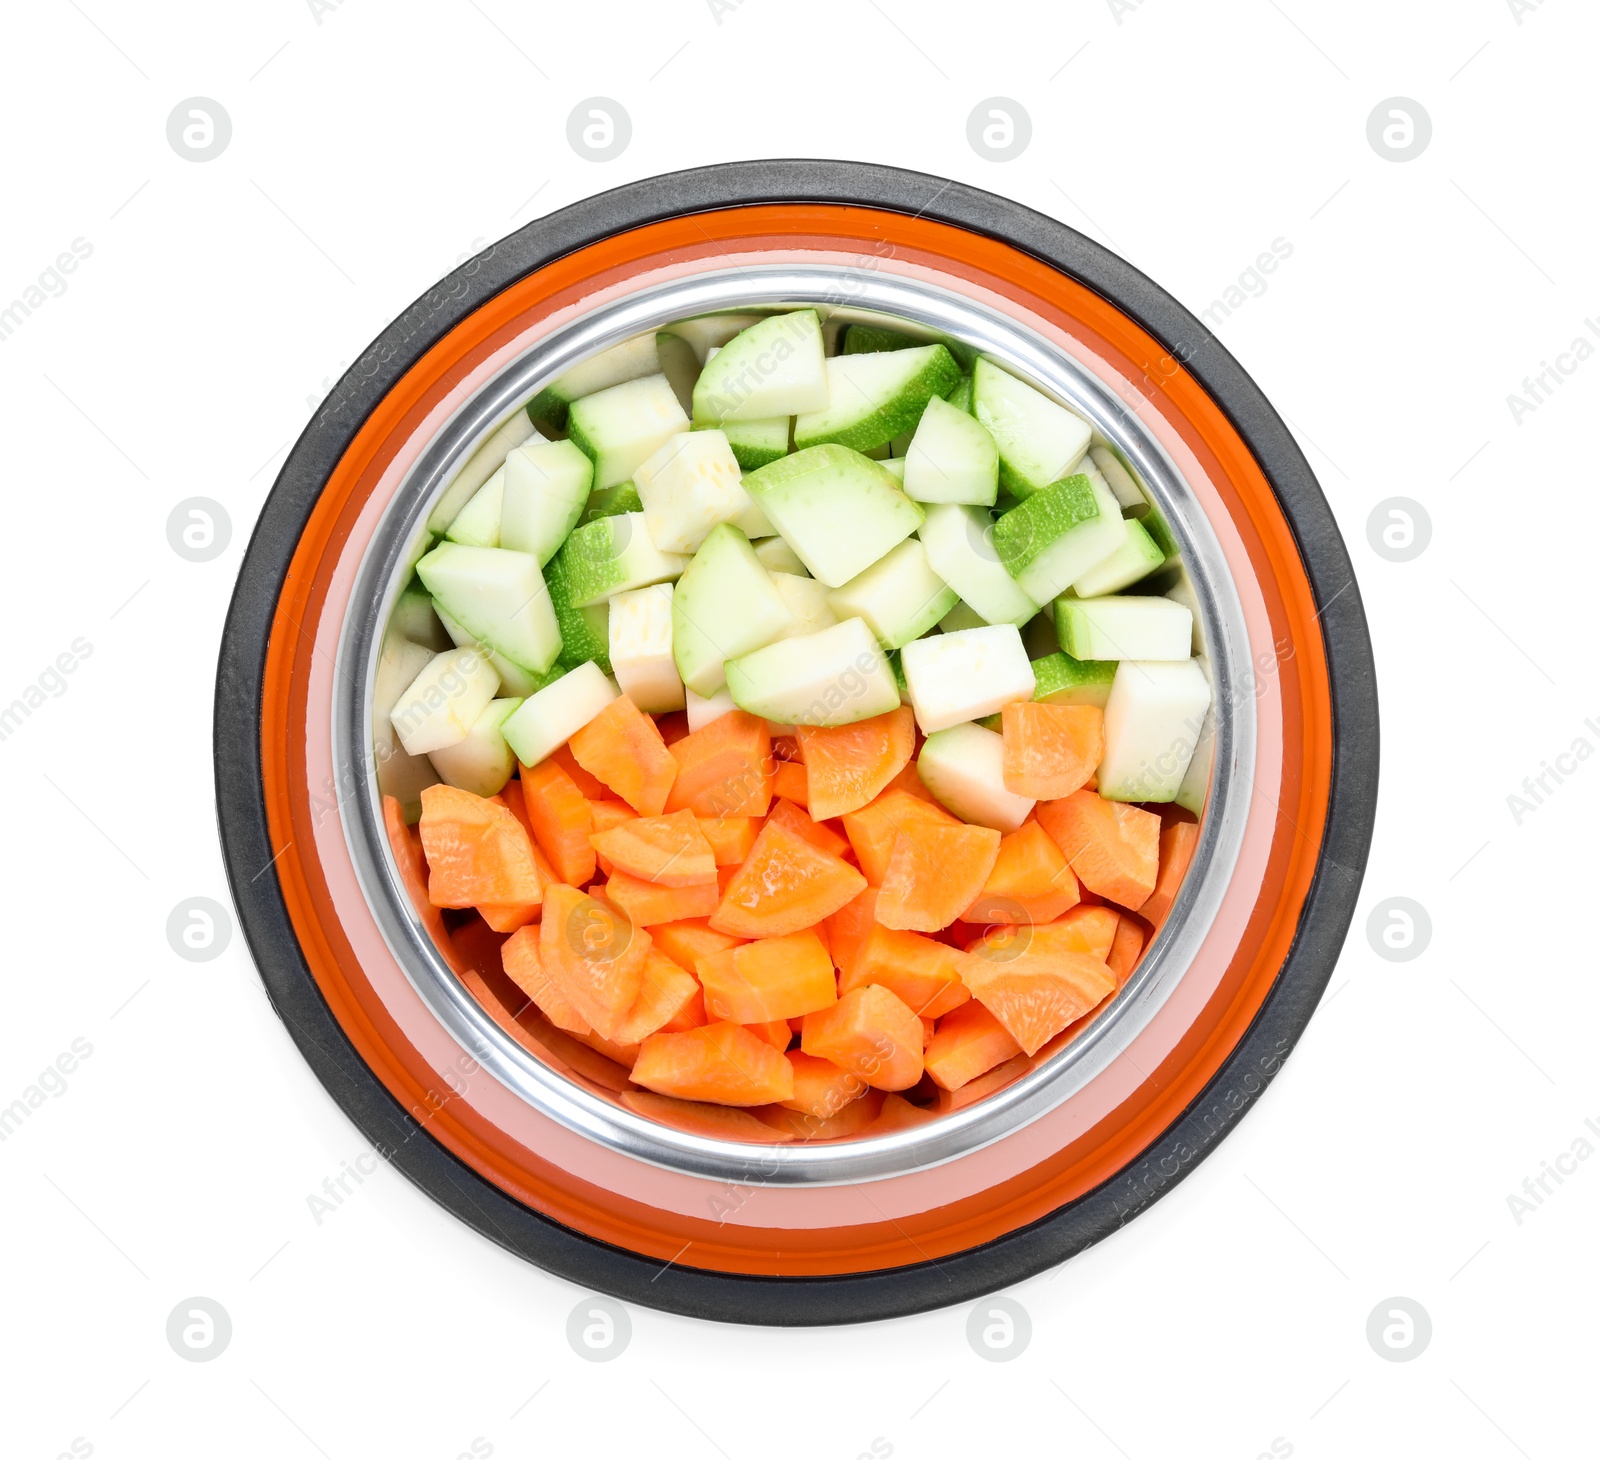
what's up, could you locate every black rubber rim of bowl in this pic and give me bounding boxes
[215,159,1378,1326]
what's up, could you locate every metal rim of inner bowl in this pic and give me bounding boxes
[333,262,1258,1188]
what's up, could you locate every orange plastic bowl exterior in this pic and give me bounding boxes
[217,163,1376,1324]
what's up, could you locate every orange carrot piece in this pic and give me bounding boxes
[418,784,544,909]
[1031,904,1120,962]
[696,929,837,1024]
[800,985,923,1091]
[568,695,678,816]
[658,983,708,1033]
[710,818,867,938]
[1035,790,1160,910]
[590,808,717,887]
[1000,702,1105,800]
[1137,820,1200,928]
[697,816,761,866]
[613,949,703,1045]
[956,926,1117,1055]
[766,795,850,858]
[875,821,1001,933]
[651,918,743,973]
[881,759,939,804]
[630,1021,795,1105]
[825,888,881,984]
[1107,914,1146,987]
[780,1051,873,1120]
[923,1000,1023,1091]
[756,1087,884,1141]
[796,706,916,821]
[551,742,608,798]
[934,1052,1030,1112]
[385,795,448,945]
[538,883,650,1042]
[502,926,591,1035]
[862,1092,936,1133]
[620,1089,796,1142]
[960,819,1081,927]
[604,871,721,925]
[839,923,971,1019]
[743,1019,794,1053]
[841,787,958,885]
[517,759,597,886]
[664,710,774,818]
[773,760,810,808]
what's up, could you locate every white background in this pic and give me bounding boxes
[2,1,1594,1456]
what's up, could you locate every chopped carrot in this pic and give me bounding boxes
[568,696,677,816]
[517,759,596,886]
[502,925,590,1034]
[588,799,639,835]
[590,808,717,887]
[756,1087,884,1140]
[697,816,761,866]
[538,883,651,1042]
[743,1019,794,1052]
[840,787,957,885]
[1000,702,1104,800]
[796,706,916,821]
[923,1001,1023,1091]
[876,821,1002,933]
[956,926,1117,1055]
[658,984,708,1033]
[934,1053,1030,1112]
[766,795,850,858]
[863,1092,935,1133]
[630,1021,795,1105]
[664,710,774,818]
[614,949,703,1045]
[604,870,721,925]
[386,795,450,944]
[655,710,691,745]
[780,1050,872,1119]
[773,760,810,807]
[620,1090,796,1142]
[961,819,1081,926]
[881,759,939,803]
[710,818,867,938]
[1035,789,1160,909]
[838,924,970,1019]
[1137,820,1200,928]
[651,918,743,973]
[825,888,880,984]
[418,784,544,909]
[696,928,837,1023]
[801,985,923,1091]
[1107,914,1145,987]
[551,742,608,798]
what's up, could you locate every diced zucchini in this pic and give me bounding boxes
[946,375,973,413]
[543,552,611,674]
[1030,651,1118,708]
[939,600,988,634]
[634,429,754,555]
[825,538,957,651]
[567,374,690,489]
[918,723,1035,832]
[671,524,794,697]
[443,467,504,547]
[880,457,906,482]
[992,467,1125,604]
[753,536,808,576]
[693,310,829,421]
[389,647,500,756]
[793,344,962,454]
[500,660,618,767]
[842,323,920,354]
[685,686,738,732]
[373,632,441,818]
[654,328,700,416]
[740,444,924,587]
[902,394,999,505]
[392,583,452,652]
[580,480,643,524]
[498,439,593,566]
[428,696,522,797]
[1097,658,1211,802]
[1089,444,1146,510]
[1071,516,1168,597]
[556,512,689,608]
[527,333,660,431]
[1056,595,1194,661]
[417,542,562,675]
[426,413,540,535]
[663,312,768,364]
[699,416,789,471]
[432,600,545,696]
[772,572,839,639]
[971,357,1092,500]
[899,624,1035,734]
[725,617,899,728]
[608,583,685,713]
[1174,655,1216,816]
[918,503,1038,627]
